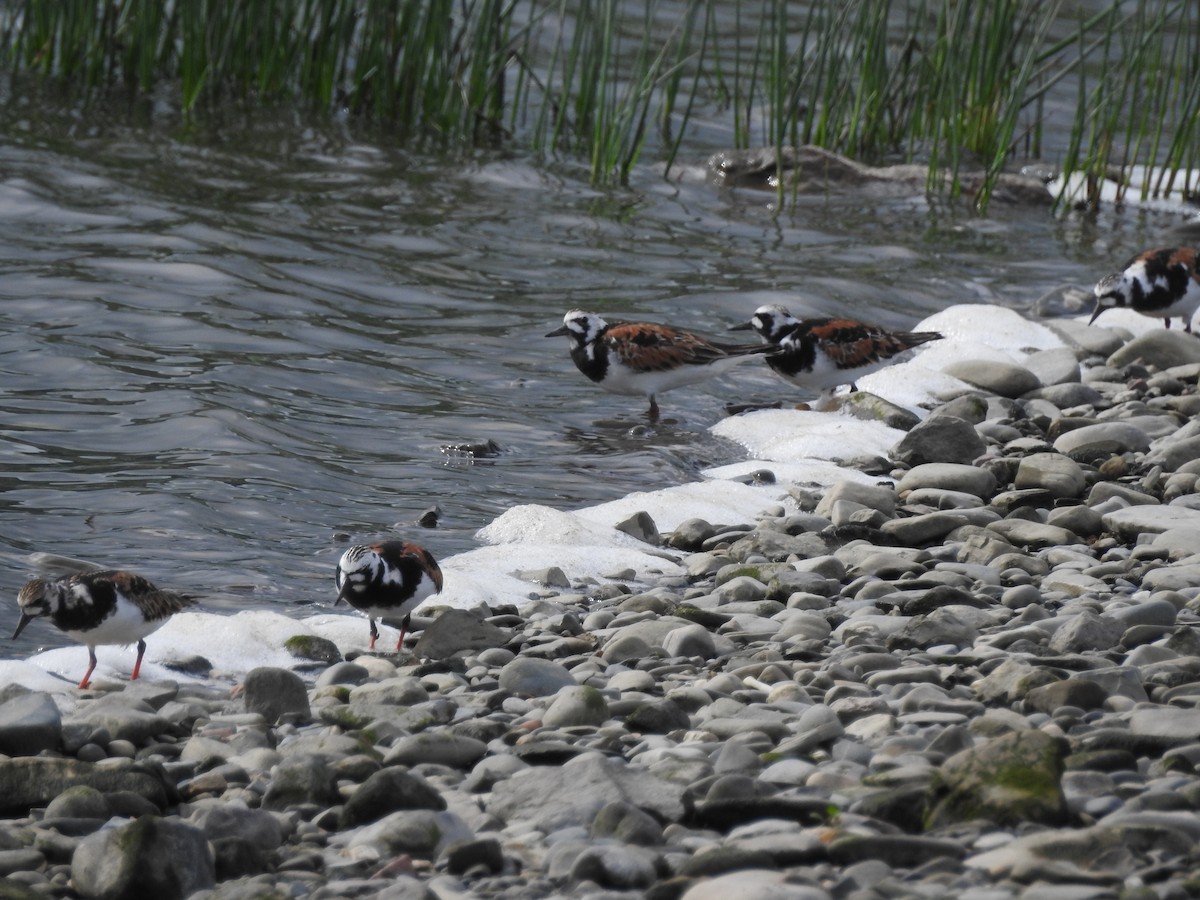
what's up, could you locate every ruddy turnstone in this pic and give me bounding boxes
[732,304,942,408]
[335,540,443,650]
[12,570,194,688]
[545,309,772,420]
[1090,246,1200,333]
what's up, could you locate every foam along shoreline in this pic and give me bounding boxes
[4,302,1167,688]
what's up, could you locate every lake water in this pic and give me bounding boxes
[0,71,1185,659]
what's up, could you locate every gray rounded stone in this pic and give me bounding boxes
[896,463,998,500]
[188,800,284,851]
[1022,347,1083,386]
[1053,422,1150,460]
[1013,452,1086,499]
[348,676,428,707]
[383,732,488,769]
[542,685,611,727]
[497,657,577,698]
[1108,329,1200,369]
[71,816,215,900]
[661,623,718,659]
[892,415,987,466]
[339,766,446,828]
[0,693,62,757]
[943,359,1041,397]
[242,667,311,723]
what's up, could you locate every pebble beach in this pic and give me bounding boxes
[3,305,1200,900]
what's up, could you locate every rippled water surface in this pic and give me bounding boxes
[0,99,1181,657]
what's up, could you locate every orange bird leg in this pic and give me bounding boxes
[79,646,98,689]
[131,639,148,680]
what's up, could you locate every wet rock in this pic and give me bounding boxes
[71,816,215,900]
[615,511,660,544]
[282,635,342,665]
[669,518,717,551]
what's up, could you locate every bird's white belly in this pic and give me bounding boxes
[66,602,163,647]
[603,355,753,396]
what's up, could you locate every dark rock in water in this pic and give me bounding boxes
[926,729,1069,829]
[725,400,782,415]
[668,518,717,551]
[415,505,441,528]
[71,816,215,900]
[0,758,168,816]
[159,654,214,677]
[242,666,311,723]
[261,755,341,812]
[707,145,1050,205]
[340,766,446,828]
[0,692,61,757]
[615,510,659,544]
[439,438,503,459]
[841,391,921,431]
[283,634,342,665]
[412,608,511,659]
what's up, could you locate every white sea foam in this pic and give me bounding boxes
[15,303,1125,692]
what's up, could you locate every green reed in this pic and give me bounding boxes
[2,0,1199,211]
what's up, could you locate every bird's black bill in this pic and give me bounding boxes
[1087,304,1106,326]
[12,613,33,640]
[728,321,753,332]
[335,584,354,606]
[545,325,569,338]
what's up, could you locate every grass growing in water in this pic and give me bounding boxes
[1,0,1198,212]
